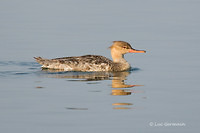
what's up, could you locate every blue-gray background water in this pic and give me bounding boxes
[0,0,199,132]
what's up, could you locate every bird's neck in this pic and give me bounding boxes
[111,48,125,63]
[110,48,130,71]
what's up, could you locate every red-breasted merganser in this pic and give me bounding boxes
[34,41,146,71]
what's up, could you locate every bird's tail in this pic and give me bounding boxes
[34,57,53,67]
[34,57,45,64]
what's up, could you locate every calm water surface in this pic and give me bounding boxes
[0,0,200,133]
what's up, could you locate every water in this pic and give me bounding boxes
[0,0,200,132]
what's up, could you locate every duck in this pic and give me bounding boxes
[34,41,146,72]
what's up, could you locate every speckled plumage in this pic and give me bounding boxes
[35,55,113,71]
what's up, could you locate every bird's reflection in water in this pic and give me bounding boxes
[41,68,144,110]
[112,103,133,110]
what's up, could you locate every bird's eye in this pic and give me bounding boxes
[123,46,126,49]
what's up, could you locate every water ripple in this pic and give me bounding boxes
[0,61,40,77]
